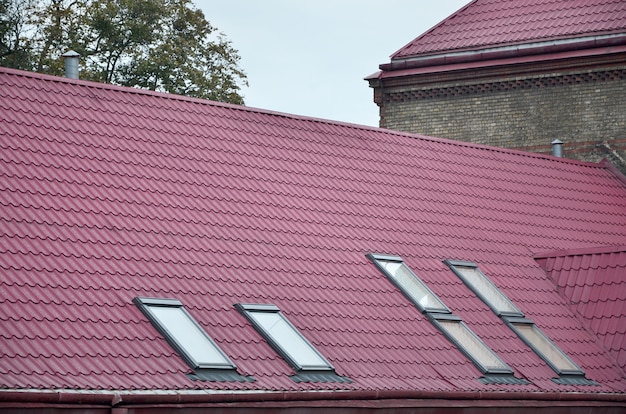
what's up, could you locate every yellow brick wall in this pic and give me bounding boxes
[377,68,626,168]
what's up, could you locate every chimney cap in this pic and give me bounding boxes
[61,50,80,58]
[61,50,80,79]
[551,139,563,157]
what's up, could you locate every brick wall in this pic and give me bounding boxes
[374,65,626,170]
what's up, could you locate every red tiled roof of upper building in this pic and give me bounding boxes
[1,67,626,401]
[392,0,626,60]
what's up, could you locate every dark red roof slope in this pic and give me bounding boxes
[392,0,626,60]
[536,246,626,373]
[1,68,626,400]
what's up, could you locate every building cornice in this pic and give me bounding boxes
[368,49,626,89]
[381,33,626,73]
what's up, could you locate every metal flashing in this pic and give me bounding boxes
[187,369,255,383]
[479,374,531,386]
[552,376,600,386]
[290,372,353,384]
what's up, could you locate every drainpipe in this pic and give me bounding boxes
[61,50,80,79]
[551,140,563,157]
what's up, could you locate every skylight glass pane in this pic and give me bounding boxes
[378,260,448,312]
[452,265,522,316]
[148,305,232,368]
[512,322,582,373]
[437,319,511,372]
[247,310,330,369]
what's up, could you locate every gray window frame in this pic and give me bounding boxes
[506,317,585,376]
[235,303,335,372]
[430,313,513,375]
[445,260,523,317]
[367,253,450,314]
[133,297,237,371]
[444,260,587,379]
[368,254,514,376]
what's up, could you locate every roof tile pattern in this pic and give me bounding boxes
[536,247,626,373]
[393,0,626,59]
[1,68,626,394]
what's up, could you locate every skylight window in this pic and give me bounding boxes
[445,260,591,383]
[368,254,449,313]
[235,303,334,372]
[509,319,583,375]
[445,260,522,317]
[134,297,235,370]
[368,254,519,380]
[133,297,254,382]
[435,317,512,373]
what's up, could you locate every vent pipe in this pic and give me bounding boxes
[551,140,563,158]
[61,50,80,79]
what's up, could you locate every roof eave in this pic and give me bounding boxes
[380,33,626,74]
[370,44,626,81]
[2,389,626,408]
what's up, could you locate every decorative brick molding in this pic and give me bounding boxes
[383,69,626,103]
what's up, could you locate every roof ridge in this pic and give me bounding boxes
[0,66,383,135]
[0,67,611,170]
[397,131,612,168]
[534,245,626,259]
[390,0,479,60]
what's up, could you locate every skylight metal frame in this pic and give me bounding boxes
[506,317,585,376]
[367,253,450,314]
[368,253,515,377]
[133,297,237,371]
[444,260,588,380]
[429,313,513,374]
[235,303,335,372]
[444,260,523,317]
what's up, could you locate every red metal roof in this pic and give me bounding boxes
[536,246,626,373]
[1,67,626,400]
[392,0,626,60]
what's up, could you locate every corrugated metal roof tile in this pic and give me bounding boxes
[391,0,626,59]
[2,67,626,397]
[538,246,626,374]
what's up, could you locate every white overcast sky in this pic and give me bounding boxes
[197,1,471,127]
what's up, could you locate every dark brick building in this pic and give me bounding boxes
[367,0,626,172]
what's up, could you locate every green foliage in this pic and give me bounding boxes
[29,0,87,75]
[113,0,247,103]
[0,0,247,104]
[0,0,34,69]
[80,0,164,82]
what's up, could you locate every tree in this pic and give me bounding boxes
[0,0,34,69]
[117,0,247,104]
[27,0,87,74]
[0,0,247,104]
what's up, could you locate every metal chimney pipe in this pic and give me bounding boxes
[61,50,80,79]
[551,140,563,157]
